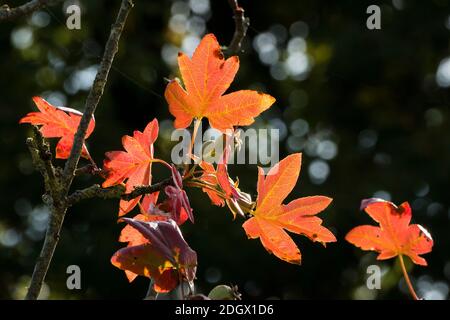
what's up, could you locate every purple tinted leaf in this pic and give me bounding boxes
[170,164,183,189]
[164,165,194,223]
[121,217,197,283]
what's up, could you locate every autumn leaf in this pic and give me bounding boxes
[102,119,159,216]
[118,192,160,282]
[197,144,251,218]
[160,164,194,224]
[164,33,276,132]
[19,96,95,159]
[111,218,197,293]
[199,160,225,206]
[345,199,433,266]
[242,153,336,264]
[199,143,237,204]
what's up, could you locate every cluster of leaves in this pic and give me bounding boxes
[20,34,434,299]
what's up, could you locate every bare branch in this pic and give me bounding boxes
[31,126,59,193]
[0,0,63,22]
[227,0,250,55]
[25,0,134,300]
[62,0,134,188]
[75,164,103,177]
[122,179,172,200]
[25,204,66,300]
[25,127,59,197]
[66,178,172,207]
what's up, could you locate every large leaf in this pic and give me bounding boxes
[242,153,336,264]
[102,119,159,216]
[164,34,275,131]
[346,199,433,266]
[19,96,95,159]
[111,218,197,292]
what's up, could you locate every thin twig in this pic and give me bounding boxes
[66,178,172,207]
[0,0,62,22]
[25,0,134,300]
[30,126,59,195]
[226,0,250,55]
[75,164,103,177]
[25,128,61,201]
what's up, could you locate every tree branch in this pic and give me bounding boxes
[25,0,134,300]
[25,204,66,300]
[226,0,250,55]
[25,126,59,198]
[0,0,62,22]
[62,0,134,188]
[66,178,172,207]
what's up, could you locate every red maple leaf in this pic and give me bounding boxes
[102,119,159,216]
[19,96,95,159]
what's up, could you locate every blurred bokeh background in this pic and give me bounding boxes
[1,0,450,300]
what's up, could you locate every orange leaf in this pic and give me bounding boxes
[198,143,238,207]
[164,34,275,132]
[242,153,336,264]
[199,160,225,206]
[345,200,433,266]
[103,119,159,216]
[19,96,95,159]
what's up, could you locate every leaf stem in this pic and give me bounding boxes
[184,119,202,173]
[151,158,172,169]
[185,180,225,195]
[398,254,420,300]
[85,148,99,170]
[144,279,157,300]
[190,119,202,157]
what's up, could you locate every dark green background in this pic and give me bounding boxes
[0,0,449,299]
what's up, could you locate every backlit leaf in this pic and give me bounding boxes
[102,119,159,216]
[164,34,275,132]
[346,199,433,266]
[19,96,95,159]
[242,153,336,264]
[111,218,197,292]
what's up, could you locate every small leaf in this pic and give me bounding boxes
[346,200,433,266]
[162,165,194,224]
[19,96,95,159]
